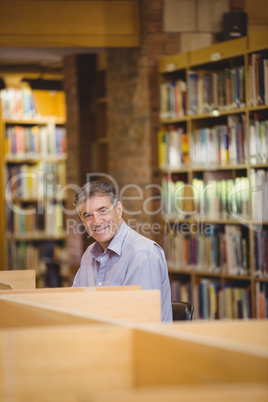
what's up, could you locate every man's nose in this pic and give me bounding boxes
[92,212,102,225]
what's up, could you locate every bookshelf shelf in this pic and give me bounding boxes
[169,267,252,281]
[160,163,249,174]
[189,108,247,120]
[248,104,268,112]
[191,164,248,171]
[7,234,66,241]
[4,117,66,125]
[162,216,245,225]
[5,155,67,164]
[255,277,268,282]
[189,37,247,66]
[159,30,268,320]
[0,87,69,287]
[160,116,189,124]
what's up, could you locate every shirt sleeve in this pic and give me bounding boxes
[72,268,80,287]
[72,246,92,287]
[123,246,172,322]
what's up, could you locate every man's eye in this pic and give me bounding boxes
[84,214,93,220]
[100,209,108,214]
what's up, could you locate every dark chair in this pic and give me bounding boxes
[172,301,194,321]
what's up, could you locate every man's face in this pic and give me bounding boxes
[79,195,123,250]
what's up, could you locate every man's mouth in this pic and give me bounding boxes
[94,226,108,234]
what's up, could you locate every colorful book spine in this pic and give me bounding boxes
[164,224,249,276]
[158,127,189,168]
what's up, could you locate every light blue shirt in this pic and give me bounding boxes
[73,220,172,322]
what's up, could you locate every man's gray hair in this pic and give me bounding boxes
[73,181,119,215]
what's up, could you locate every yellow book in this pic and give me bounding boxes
[181,133,190,164]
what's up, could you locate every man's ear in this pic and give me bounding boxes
[117,201,123,218]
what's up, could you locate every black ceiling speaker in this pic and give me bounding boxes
[223,12,248,41]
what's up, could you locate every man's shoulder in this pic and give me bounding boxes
[125,224,163,253]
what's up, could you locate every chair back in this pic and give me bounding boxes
[172,301,194,321]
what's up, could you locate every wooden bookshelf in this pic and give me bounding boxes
[158,30,268,320]
[0,86,68,287]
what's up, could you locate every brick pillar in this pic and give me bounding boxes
[106,0,180,244]
[62,54,96,277]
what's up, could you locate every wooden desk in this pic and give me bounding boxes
[0,287,267,402]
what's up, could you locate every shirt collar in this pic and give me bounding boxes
[107,220,128,255]
[90,220,128,258]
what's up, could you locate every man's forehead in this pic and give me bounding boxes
[81,195,112,209]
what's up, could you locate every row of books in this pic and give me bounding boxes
[7,240,66,271]
[158,116,268,169]
[248,52,268,107]
[170,280,191,304]
[160,79,187,119]
[162,177,193,217]
[1,87,38,119]
[199,281,252,320]
[249,117,268,164]
[170,279,253,319]
[6,201,65,237]
[188,66,245,115]
[158,126,189,168]
[255,282,268,319]
[190,115,246,167]
[5,124,67,158]
[165,224,249,276]
[162,176,249,219]
[192,176,249,220]
[251,169,268,222]
[160,56,268,117]
[253,230,268,278]
[5,161,66,200]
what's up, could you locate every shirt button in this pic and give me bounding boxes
[98,282,102,286]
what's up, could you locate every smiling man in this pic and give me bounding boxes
[72,180,172,322]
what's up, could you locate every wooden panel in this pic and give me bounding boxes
[189,37,247,66]
[165,320,268,348]
[0,325,134,400]
[0,298,109,328]
[1,320,268,401]
[84,383,268,402]
[0,285,142,296]
[0,1,140,47]
[134,328,268,386]
[0,270,36,289]
[0,289,161,323]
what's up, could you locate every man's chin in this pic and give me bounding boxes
[92,227,113,241]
